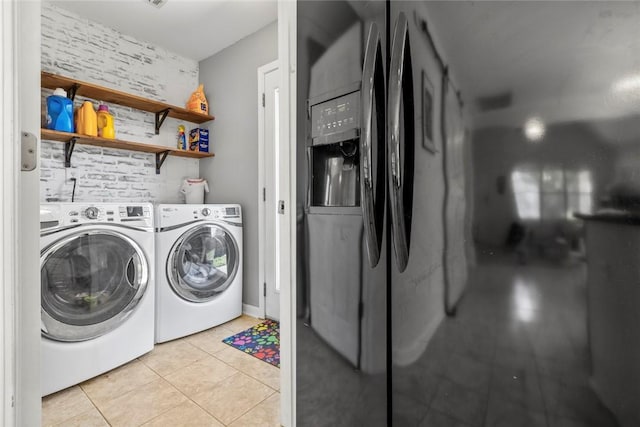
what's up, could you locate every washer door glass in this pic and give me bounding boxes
[41,231,148,342]
[168,224,239,302]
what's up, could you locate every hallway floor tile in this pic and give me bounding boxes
[397,257,619,427]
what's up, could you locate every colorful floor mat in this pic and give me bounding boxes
[222,319,280,368]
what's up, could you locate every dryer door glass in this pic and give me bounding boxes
[168,224,239,302]
[41,231,149,342]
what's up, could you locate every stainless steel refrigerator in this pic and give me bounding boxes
[296,1,470,425]
[297,1,640,426]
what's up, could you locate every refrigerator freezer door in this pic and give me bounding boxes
[296,1,388,426]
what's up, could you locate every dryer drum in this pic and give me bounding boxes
[168,224,239,302]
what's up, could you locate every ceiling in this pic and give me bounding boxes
[51,0,278,61]
[52,1,640,141]
[425,1,640,137]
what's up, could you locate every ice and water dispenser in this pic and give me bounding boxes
[308,90,360,208]
[306,89,365,368]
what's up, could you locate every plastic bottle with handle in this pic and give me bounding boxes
[75,101,97,137]
[186,84,209,115]
[97,104,115,139]
[46,88,74,133]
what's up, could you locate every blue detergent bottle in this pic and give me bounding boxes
[46,88,74,133]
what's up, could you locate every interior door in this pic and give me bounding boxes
[441,73,469,314]
[264,64,281,320]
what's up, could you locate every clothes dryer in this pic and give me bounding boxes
[40,203,155,396]
[155,204,243,343]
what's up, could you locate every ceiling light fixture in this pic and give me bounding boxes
[524,117,545,142]
[145,0,168,9]
[613,74,640,93]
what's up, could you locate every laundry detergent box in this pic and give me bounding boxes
[189,128,209,152]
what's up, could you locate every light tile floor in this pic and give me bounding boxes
[296,251,621,426]
[394,254,620,427]
[42,315,280,427]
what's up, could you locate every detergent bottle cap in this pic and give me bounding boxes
[97,104,109,112]
[53,87,67,97]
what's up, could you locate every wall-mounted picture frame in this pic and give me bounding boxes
[422,70,436,153]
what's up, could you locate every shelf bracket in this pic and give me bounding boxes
[155,109,170,135]
[155,151,170,174]
[68,84,80,101]
[65,137,78,168]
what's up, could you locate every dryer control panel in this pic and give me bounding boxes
[156,204,242,229]
[194,206,240,220]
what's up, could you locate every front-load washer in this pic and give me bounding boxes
[40,203,155,396]
[155,204,243,343]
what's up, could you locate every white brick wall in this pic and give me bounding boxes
[40,2,204,203]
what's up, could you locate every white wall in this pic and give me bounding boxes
[613,143,640,185]
[40,2,200,203]
[198,22,278,308]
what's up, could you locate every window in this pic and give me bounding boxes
[512,168,541,220]
[512,167,593,221]
[541,167,565,220]
[566,170,592,218]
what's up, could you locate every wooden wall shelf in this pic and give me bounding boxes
[41,129,214,174]
[41,71,215,174]
[41,71,215,133]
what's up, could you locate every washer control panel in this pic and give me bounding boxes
[40,204,153,230]
[84,207,99,219]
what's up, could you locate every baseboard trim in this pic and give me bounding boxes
[242,303,263,319]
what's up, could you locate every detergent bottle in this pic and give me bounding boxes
[97,104,115,139]
[46,88,74,133]
[75,101,98,137]
[177,125,186,150]
[186,84,209,115]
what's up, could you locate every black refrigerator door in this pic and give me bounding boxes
[296,1,388,426]
[388,3,433,426]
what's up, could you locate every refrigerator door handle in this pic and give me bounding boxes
[389,17,406,191]
[306,147,312,208]
[388,11,415,272]
[360,22,385,267]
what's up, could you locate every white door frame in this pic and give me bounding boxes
[1,1,41,426]
[257,59,280,320]
[1,1,19,423]
[277,1,296,425]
